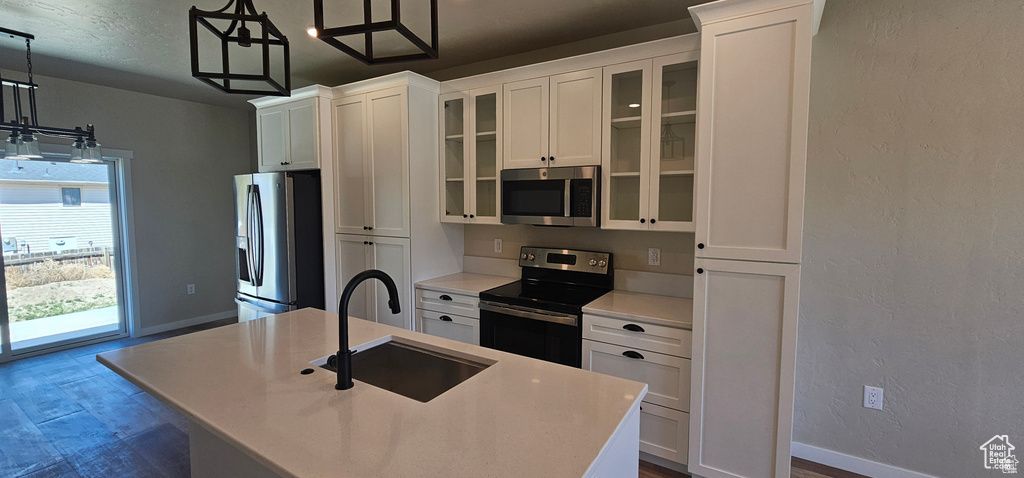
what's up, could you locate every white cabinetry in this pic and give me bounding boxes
[582,308,692,467]
[323,72,462,323]
[503,69,602,169]
[250,86,333,172]
[687,1,815,477]
[413,287,480,345]
[335,235,412,329]
[602,53,698,232]
[439,86,502,224]
[333,87,410,238]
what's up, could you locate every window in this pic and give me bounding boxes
[61,187,81,207]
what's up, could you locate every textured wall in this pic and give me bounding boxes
[19,74,252,331]
[796,1,1024,476]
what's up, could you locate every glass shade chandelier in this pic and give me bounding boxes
[0,27,102,163]
[189,0,290,96]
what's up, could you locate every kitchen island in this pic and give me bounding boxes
[98,308,648,477]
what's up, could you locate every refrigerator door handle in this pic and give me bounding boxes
[245,186,257,288]
[252,184,265,286]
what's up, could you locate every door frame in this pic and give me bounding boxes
[0,144,139,363]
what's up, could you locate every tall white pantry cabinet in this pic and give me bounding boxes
[687,1,819,478]
[322,72,463,328]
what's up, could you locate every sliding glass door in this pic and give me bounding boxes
[0,154,129,360]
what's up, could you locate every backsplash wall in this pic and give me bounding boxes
[464,224,693,276]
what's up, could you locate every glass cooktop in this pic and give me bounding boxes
[479,280,611,315]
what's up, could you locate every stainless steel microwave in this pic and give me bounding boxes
[500,166,599,226]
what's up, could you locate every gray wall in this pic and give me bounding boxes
[796,1,1024,476]
[23,74,252,331]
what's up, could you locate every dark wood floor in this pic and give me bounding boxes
[2,318,864,478]
[0,318,236,477]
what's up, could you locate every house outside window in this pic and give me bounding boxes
[61,187,81,207]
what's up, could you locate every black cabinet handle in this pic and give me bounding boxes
[469,214,475,218]
[439,294,452,301]
[697,243,705,249]
[363,241,368,245]
[368,242,374,245]
[622,350,644,360]
[363,226,368,230]
[697,268,704,274]
[368,226,373,230]
[650,218,656,224]
[549,156,555,162]
[439,315,453,322]
[640,218,646,224]
[463,214,468,218]
[623,324,645,333]
[541,157,546,162]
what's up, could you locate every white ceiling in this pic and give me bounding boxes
[0,0,701,109]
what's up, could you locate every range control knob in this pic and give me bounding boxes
[527,254,535,261]
[598,260,607,268]
[521,253,528,260]
[589,259,598,266]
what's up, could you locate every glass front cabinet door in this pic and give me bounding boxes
[439,87,501,224]
[601,52,698,232]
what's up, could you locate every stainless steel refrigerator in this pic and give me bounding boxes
[234,171,324,322]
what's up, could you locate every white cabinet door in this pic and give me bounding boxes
[689,258,800,478]
[468,86,502,224]
[583,339,691,412]
[333,95,371,235]
[503,77,549,169]
[368,236,412,329]
[416,309,480,345]
[693,7,812,263]
[549,68,602,167]
[439,92,469,223]
[257,106,288,171]
[285,98,319,170]
[640,402,689,465]
[335,234,372,321]
[649,52,699,232]
[601,60,652,231]
[366,87,411,238]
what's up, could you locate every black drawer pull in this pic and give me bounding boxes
[439,315,453,322]
[622,350,644,360]
[622,324,645,333]
[439,294,453,301]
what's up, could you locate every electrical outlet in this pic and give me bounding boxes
[494,238,503,254]
[648,248,661,266]
[187,284,196,295]
[864,385,883,410]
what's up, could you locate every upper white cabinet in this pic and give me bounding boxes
[692,5,811,264]
[251,86,333,172]
[439,86,502,224]
[333,87,411,238]
[602,53,698,232]
[503,69,602,169]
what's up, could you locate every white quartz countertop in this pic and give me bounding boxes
[583,290,693,329]
[98,308,646,478]
[414,272,515,296]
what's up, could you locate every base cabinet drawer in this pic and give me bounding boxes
[416,309,480,345]
[583,339,690,412]
[640,402,688,465]
[415,288,479,318]
[583,314,692,358]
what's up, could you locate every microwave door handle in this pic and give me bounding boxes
[564,180,572,217]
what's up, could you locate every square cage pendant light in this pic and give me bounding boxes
[312,0,438,65]
[189,0,290,96]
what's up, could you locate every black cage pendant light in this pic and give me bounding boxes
[189,0,291,96]
[312,0,438,65]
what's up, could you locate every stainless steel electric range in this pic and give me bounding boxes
[479,246,613,368]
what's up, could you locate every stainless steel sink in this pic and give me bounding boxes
[314,338,493,402]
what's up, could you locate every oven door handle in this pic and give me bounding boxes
[479,300,578,326]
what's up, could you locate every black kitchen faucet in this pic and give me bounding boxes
[335,269,401,390]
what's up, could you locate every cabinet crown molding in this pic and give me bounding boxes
[689,0,826,35]
[248,84,334,108]
[332,71,440,97]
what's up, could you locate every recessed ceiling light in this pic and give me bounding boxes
[628,103,640,108]
[307,27,318,38]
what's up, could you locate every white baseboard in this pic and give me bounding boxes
[135,309,236,337]
[792,442,938,478]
